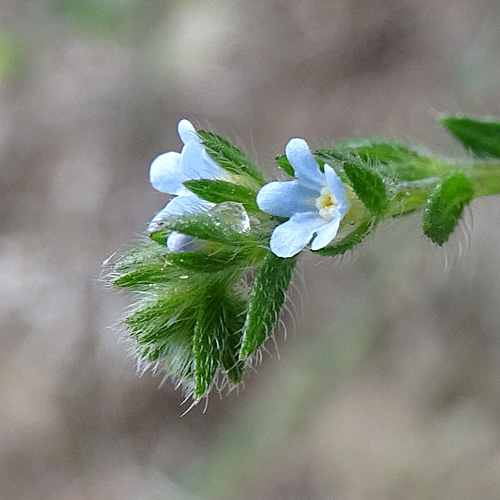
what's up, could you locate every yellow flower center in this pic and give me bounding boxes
[315,187,338,221]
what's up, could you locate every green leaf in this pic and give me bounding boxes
[167,249,248,272]
[193,318,219,399]
[198,130,265,185]
[113,264,178,289]
[441,116,500,159]
[193,289,247,398]
[217,294,247,384]
[239,253,297,360]
[316,140,451,181]
[276,154,294,176]
[423,172,474,245]
[125,290,193,339]
[314,219,375,256]
[150,229,169,246]
[112,242,167,273]
[344,162,388,215]
[184,179,259,212]
[149,203,260,248]
[125,291,198,379]
[108,241,178,290]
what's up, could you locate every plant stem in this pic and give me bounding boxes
[467,163,500,198]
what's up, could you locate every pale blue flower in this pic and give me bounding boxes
[257,138,349,258]
[148,119,228,251]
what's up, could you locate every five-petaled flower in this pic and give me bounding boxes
[257,138,349,258]
[149,119,228,252]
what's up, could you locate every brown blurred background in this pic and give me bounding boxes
[2,1,500,499]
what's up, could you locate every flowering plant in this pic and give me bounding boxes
[104,115,500,402]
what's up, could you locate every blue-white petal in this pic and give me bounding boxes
[324,164,347,208]
[270,213,325,258]
[180,140,228,182]
[285,138,323,188]
[178,119,200,144]
[148,195,213,230]
[167,232,203,252]
[256,180,318,217]
[310,212,342,250]
[149,151,186,195]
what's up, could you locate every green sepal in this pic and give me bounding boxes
[239,252,297,360]
[314,219,375,256]
[184,179,259,212]
[197,130,265,185]
[167,249,248,272]
[441,115,500,159]
[276,154,294,176]
[423,172,474,245]
[344,162,388,215]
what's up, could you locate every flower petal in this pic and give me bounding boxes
[148,195,213,230]
[310,213,342,250]
[324,164,347,209]
[285,138,323,188]
[149,151,186,195]
[270,213,325,258]
[177,119,200,144]
[180,140,228,181]
[167,232,203,252]
[257,180,318,217]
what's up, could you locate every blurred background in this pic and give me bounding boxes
[2,0,500,499]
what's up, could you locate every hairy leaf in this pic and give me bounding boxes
[109,242,177,290]
[193,318,219,398]
[423,172,474,245]
[112,241,167,273]
[198,130,265,185]
[150,204,259,248]
[239,252,297,360]
[124,289,198,379]
[113,264,178,289]
[193,289,247,397]
[316,140,451,181]
[344,162,388,215]
[184,179,259,212]
[167,249,249,272]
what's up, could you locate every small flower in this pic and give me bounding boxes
[148,119,229,251]
[257,138,349,258]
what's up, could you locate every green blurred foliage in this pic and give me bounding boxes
[48,0,168,37]
[0,32,27,82]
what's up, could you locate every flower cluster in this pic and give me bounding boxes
[149,120,349,256]
[109,113,493,401]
